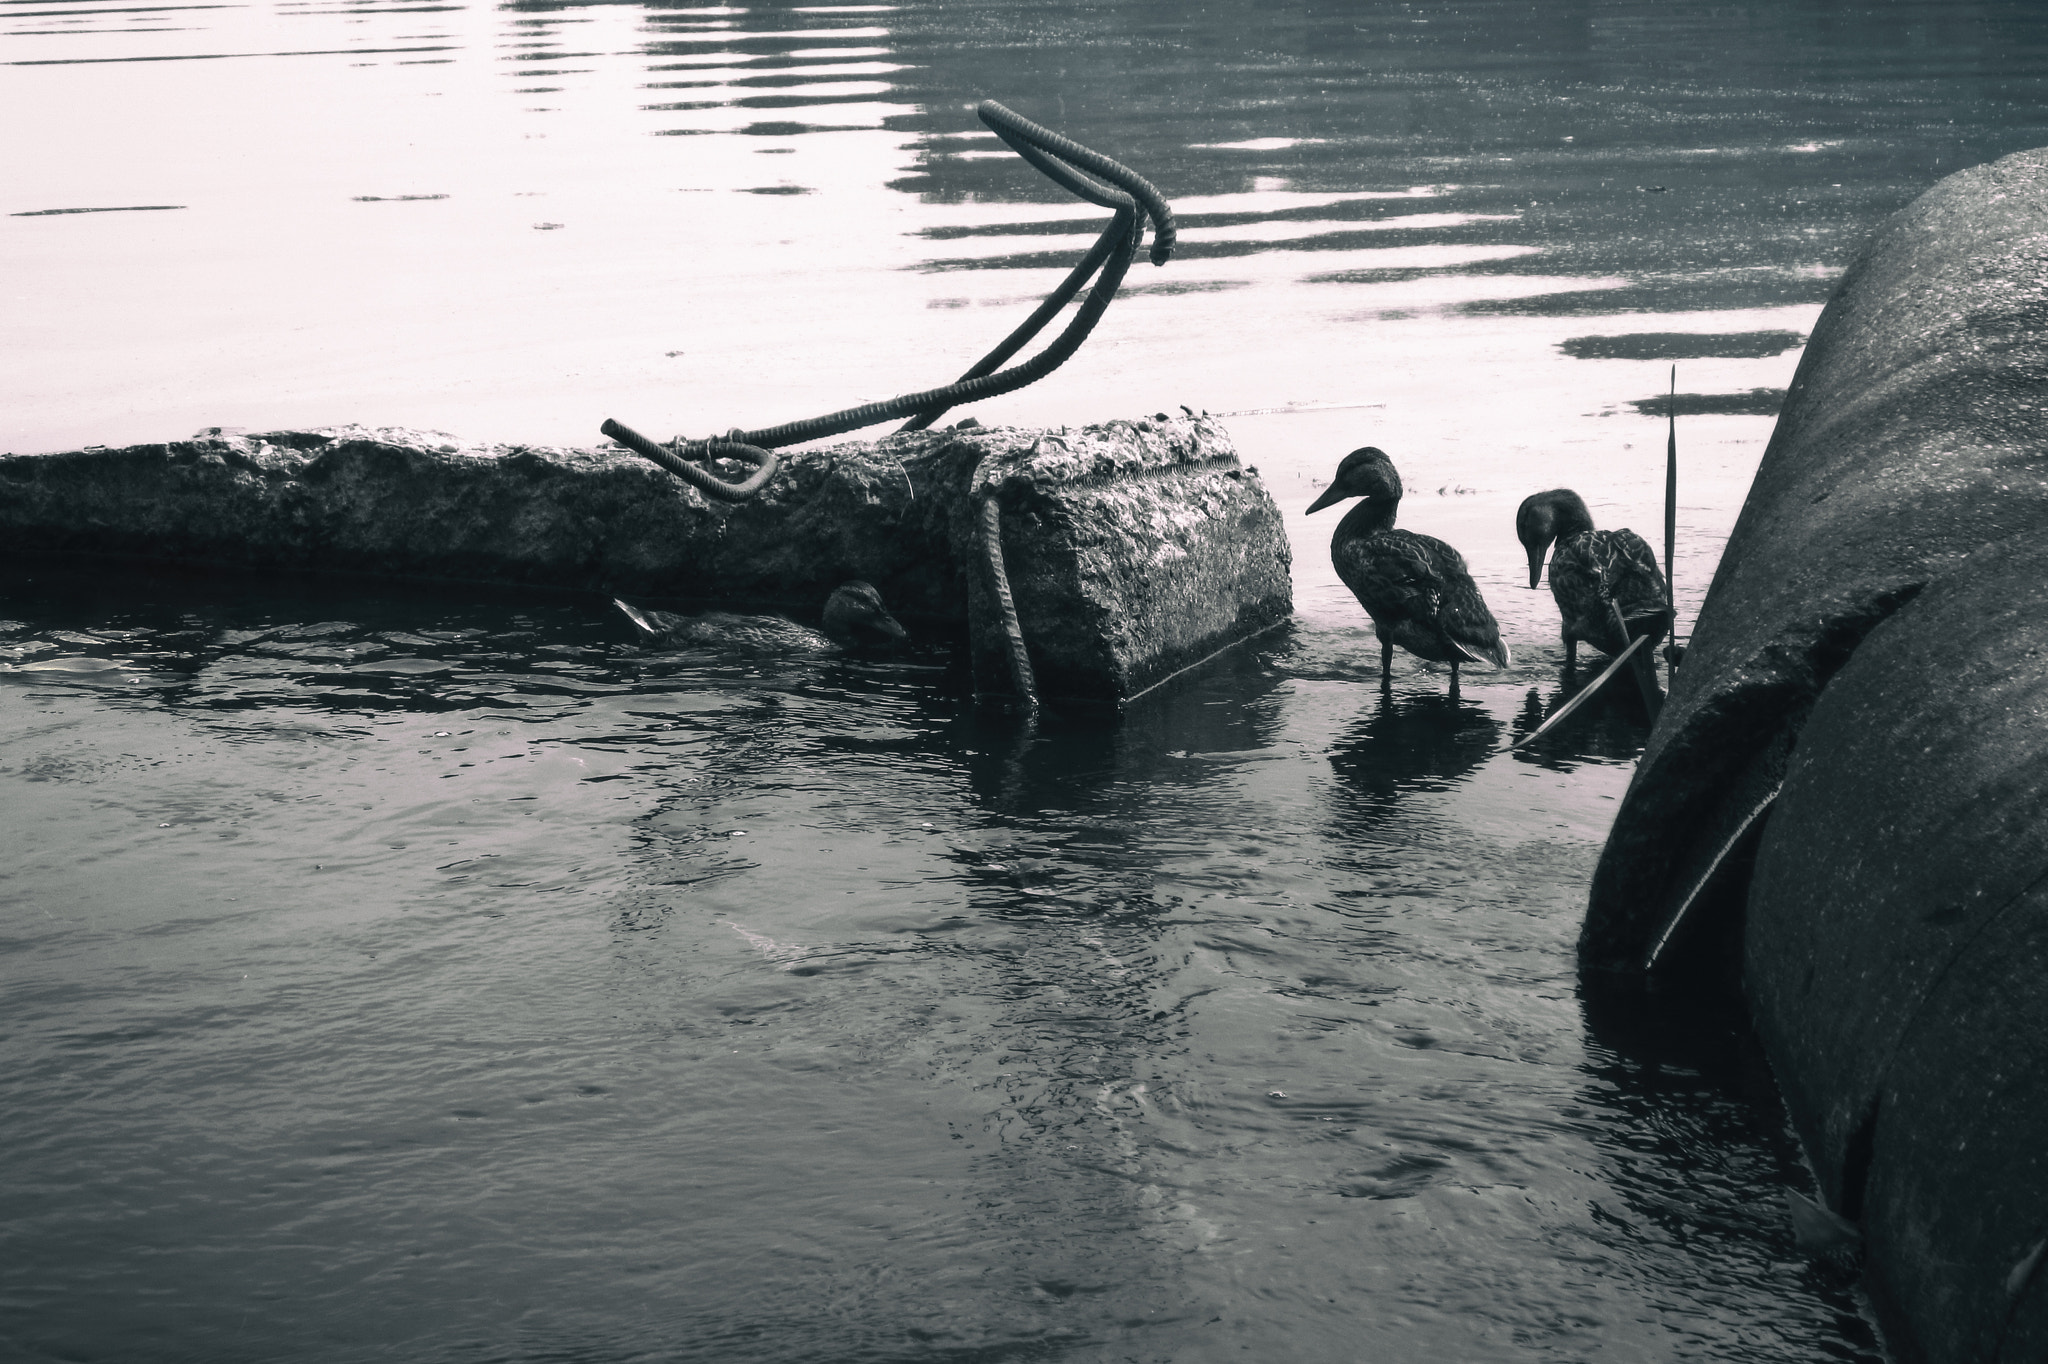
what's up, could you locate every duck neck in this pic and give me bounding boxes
[1550,501,1595,541]
[1337,494,1399,539]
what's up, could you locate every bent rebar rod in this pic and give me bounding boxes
[977,492,1039,715]
[601,98,1177,501]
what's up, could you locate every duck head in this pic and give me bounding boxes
[1514,488,1594,588]
[1305,446,1402,514]
[821,580,908,647]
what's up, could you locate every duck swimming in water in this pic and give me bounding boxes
[1307,446,1510,690]
[1514,489,1671,670]
[614,580,908,652]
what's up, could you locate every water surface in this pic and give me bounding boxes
[9,2,2048,1360]
[2,566,1867,1363]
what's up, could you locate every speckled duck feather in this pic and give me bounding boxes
[1310,447,1510,671]
[615,580,906,653]
[1332,515,1511,666]
[1517,489,1671,656]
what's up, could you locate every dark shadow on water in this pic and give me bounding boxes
[1626,388,1787,417]
[1507,677,1655,768]
[1561,330,1806,361]
[949,631,1296,818]
[1576,979,1890,1363]
[0,558,634,713]
[1325,685,1500,826]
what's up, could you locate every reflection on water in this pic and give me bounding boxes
[12,0,2048,478]
[11,0,2047,658]
[6,2,2044,1359]
[1327,688,1501,822]
[0,561,1886,1363]
[1508,678,1661,767]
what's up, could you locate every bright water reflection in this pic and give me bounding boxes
[9,1,2048,1359]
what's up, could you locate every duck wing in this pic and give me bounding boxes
[1549,529,1672,653]
[1600,528,1673,626]
[614,600,833,651]
[1336,530,1508,667]
[1421,534,1511,668]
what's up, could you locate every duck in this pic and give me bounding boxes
[614,580,907,652]
[1514,488,1672,670]
[1306,446,1510,689]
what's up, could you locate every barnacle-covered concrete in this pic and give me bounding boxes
[0,415,1291,704]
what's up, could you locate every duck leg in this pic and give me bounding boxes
[1563,635,1578,674]
[1381,638,1394,679]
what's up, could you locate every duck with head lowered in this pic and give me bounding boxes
[1307,446,1510,691]
[1514,488,1671,671]
[614,580,908,653]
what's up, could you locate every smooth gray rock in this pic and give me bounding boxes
[0,416,1291,704]
[1744,534,2048,1364]
[1582,146,2048,977]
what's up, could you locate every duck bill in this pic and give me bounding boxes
[874,612,909,642]
[1524,548,1546,589]
[1305,485,1345,514]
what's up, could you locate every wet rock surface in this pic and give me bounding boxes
[1744,534,2048,1361]
[1581,145,2048,1364]
[0,417,1290,703]
[1583,146,2048,977]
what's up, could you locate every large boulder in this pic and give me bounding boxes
[1578,144,2048,1364]
[1581,146,2048,978]
[0,416,1292,704]
[1744,534,2048,1363]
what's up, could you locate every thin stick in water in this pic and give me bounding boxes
[1614,599,1663,721]
[1507,634,1651,751]
[1665,364,1678,684]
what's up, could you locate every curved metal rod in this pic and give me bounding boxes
[895,209,1134,434]
[899,101,1176,432]
[976,99,1176,263]
[600,419,779,503]
[601,98,1176,495]
[734,204,1143,449]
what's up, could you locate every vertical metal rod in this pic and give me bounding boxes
[978,493,1040,717]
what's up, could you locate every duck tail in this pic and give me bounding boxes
[1445,634,1510,669]
[1620,605,1675,646]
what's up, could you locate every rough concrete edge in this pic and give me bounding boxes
[1579,581,1924,978]
[4,415,1290,704]
[982,418,1292,703]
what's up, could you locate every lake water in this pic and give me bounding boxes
[8,2,2048,1360]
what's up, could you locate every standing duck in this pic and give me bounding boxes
[1307,446,1510,690]
[615,580,908,652]
[1514,488,1671,670]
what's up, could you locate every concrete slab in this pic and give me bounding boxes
[0,415,1291,705]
